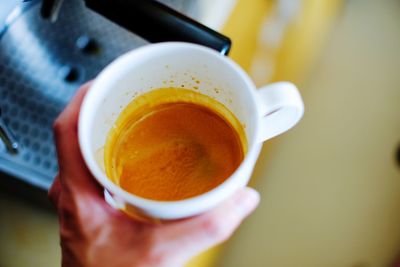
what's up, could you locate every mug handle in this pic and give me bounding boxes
[255,82,304,142]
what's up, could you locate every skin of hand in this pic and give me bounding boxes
[49,83,260,267]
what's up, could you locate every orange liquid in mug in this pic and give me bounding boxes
[105,88,246,201]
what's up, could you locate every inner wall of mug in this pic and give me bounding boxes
[89,43,258,172]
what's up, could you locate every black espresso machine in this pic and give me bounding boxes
[0,0,231,205]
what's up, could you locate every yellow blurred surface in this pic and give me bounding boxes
[272,0,341,83]
[0,192,60,266]
[221,0,274,71]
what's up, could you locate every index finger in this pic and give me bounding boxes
[54,82,90,170]
[53,82,98,191]
[160,187,260,261]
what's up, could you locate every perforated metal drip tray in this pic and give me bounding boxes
[0,0,198,192]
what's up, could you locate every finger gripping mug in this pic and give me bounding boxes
[78,42,304,220]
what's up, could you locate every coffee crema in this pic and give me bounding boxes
[105,88,246,201]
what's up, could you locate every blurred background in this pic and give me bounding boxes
[1,0,400,267]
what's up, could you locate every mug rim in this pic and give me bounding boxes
[78,42,262,216]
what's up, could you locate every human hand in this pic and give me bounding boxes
[49,83,260,267]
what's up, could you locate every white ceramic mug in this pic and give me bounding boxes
[78,42,304,220]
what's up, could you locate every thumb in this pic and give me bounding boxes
[162,187,259,261]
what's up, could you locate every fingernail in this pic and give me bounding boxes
[238,188,260,215]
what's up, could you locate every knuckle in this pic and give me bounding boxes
[48,176,60,206]
[53,112,77,137]
[53,118,63,134]
[48,187,56,202]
